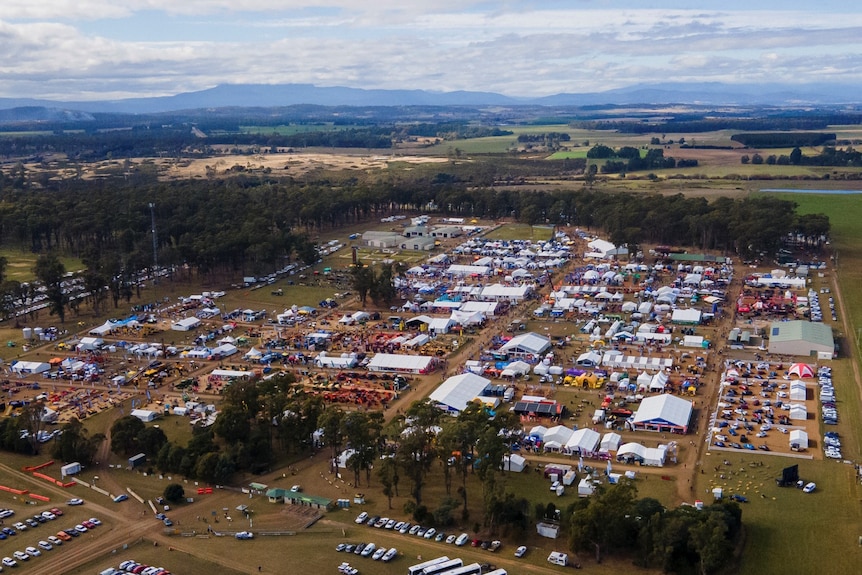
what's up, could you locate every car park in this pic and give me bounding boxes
[38,540,53,551]
[515,545,528,558]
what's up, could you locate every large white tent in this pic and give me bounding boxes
[502,454,526,472]
[789,429,809,450]
[366,353,435,374]
[631,394,693,433]
[428,372,492,413]
[89,321,117,336]
[600,432,622,454]
[171,317,201,331]
[564,428,600,456]
[11,361,50,374]
[543,425,574,448]
[499,332,551,359]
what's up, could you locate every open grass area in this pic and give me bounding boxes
[0,248,83,283]
[63,537,248,575]
[696,451,862,575]
[484,224,555,242]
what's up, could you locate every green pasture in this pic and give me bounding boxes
[484,224,555,242]
[696,451,862,575]
[0,248,83,282]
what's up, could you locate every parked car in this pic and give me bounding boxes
[514,545,528,558]
[113,494,129,503]
[67,498,84,506]
[372,547,387,560]
[354,512,368,525]
[25,546,41,557]
[236,531,254,539]
[803,482,816,493]
[455,533,470,546]
[2,557,18,567]
[37,540,53,551]
[382,548,398,562]
[13,550,29,562]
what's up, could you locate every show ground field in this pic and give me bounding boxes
[1,184,862,574]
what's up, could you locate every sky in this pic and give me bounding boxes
[2,0,861,101]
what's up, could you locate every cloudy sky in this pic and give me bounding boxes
[2,0,861,101]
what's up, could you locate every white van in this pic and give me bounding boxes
[455,533,470,546]
[547,551,568,566]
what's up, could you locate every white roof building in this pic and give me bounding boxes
[428,373,492,413]
[631,394,693,433]
[366,353,436,374]
[500,332,551,359]
[564,428,601,456]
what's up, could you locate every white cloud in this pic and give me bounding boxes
[2,3,862,100]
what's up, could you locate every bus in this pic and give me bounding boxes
[422,559,462,575]
[484,570,508,575]
[437,563,482,575]
[408,557,450,575]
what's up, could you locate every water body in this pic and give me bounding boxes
[759,188,862,195]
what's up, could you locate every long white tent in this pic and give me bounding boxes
[366,353,436,374]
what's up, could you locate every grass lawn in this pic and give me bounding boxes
[62,537,248,575]
[0,248,83,282]
[484,224,555,242]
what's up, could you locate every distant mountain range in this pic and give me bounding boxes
[0,82,860,117]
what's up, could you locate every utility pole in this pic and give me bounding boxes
[149,202,159,315]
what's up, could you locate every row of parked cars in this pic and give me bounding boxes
[100,559,172,575]
[353,512,500,551]
[335,542,398,562]
[1,515,102,569]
